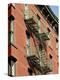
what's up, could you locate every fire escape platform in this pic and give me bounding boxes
[24,18,50,41]
[27,55,52,74]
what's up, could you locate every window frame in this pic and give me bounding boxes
[9,18,14,44]
[8,59,16,76]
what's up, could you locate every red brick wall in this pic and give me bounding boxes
[8,4,58,76]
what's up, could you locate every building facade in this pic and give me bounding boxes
[8,3,59,76]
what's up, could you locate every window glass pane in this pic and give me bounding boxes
[37,20,40,28]
[26,30,31,56]
[26,39,30,56]
[47,28,51,32]
[10,20,14,32]
[48,59,53,70]
[24,4,30,19]
[36,19,40,33]
[49,54,52,59]
[11,33,14,43]
[11,60,16,76]
[56,38,58,42]
[9,32,14,43]
[26,39,30,46]
[8,60,16,76]
[8,64,12,76]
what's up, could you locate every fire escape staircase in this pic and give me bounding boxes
[24,5,52,74]
[24,17,52,74]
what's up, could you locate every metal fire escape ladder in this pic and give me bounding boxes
[31,33,52,74]
[24,5,52,74]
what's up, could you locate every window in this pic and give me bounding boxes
[10,20,14,32]
[26,30,30,48]
[39,43,44,50]
[37,19,40,28]
[49,54,53,70]
[9,16,14,44]
[56,38,58,49]
[8,60,16,76]
[47,28,51,32]
[8,56,17,76]
[56,43,58,49]
[28,68,33,75]
[49,54,52,59]
[26,30,30,39]
[36,14,40,33]
[56,38,58,42]
[37,14,40,20]
[26,30,31,56]
[24,4,30,19]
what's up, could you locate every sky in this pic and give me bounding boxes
[50,6,59,18]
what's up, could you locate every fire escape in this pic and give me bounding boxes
[24,4,52,74]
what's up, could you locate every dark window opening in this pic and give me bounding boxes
[56,38,58,42]
[26,30,30,39]
[28,68,33,75]
[48,17,52,23]
[37,14,40,20]
[39,43,44,50]
[47,28,51,32]
[49,54,52,59]
[8,56,17,77]
[8,15,15,21]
